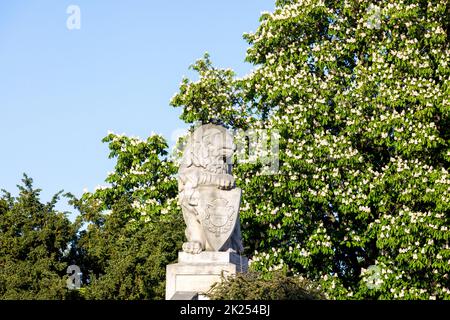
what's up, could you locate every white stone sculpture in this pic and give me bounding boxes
[166,124,248,300]
[178,124,244,254]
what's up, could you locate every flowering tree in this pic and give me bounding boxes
[72,133,183,299]
[171,0,450,299]
[80,132,179,221]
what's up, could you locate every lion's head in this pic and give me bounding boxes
[180,124,235,174]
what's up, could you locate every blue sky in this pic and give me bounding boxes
[0,1,274,219]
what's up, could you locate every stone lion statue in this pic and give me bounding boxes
[178,124,244,254]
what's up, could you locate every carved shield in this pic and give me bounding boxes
[197,186,242,251]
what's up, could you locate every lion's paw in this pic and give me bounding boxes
[218,174,235,190]
[182,241,203,254]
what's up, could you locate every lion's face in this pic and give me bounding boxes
[201,128,235,174]
[205,129,234,160]
[181,125,236,174]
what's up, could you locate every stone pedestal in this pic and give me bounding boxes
[166,251,248,300]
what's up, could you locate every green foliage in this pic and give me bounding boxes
[207,271,325,300]
[83,132,178,220]
[71,132,184,300]
[0,175,76,299]
[172,0,450,299]
[170,53,251,128]
[77,208,184,300]
[2,0,449,301]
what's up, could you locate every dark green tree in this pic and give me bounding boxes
[71,133,184,300]
[207,271,325,300]
[0,175,76,299]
